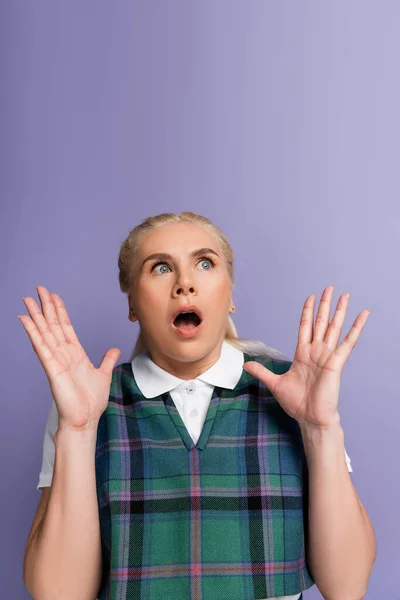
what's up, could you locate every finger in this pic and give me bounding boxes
[297,294,315,345]
[51,292,81,345]
[99,347,121,377]
[313,286,334,341]
[18,314,57,374]
[36,286,67,344]
[334,311,370,366]
[22,295,62,353]
[242,361,280,394]
[325,293,349,350]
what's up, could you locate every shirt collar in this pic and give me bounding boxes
[131,340,245,399]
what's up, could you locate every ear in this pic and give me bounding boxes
[128,295,138,322]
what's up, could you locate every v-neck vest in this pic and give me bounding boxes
[95,353,315,599]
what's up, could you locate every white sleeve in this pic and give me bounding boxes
[36,399,59,490]
[344,446,353,473]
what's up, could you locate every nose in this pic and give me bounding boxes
[175,285,195,296]
[172,269,197,297]
[173,282,196,296]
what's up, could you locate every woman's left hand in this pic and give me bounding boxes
[242,286,371,429]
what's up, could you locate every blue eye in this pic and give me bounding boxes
[152,263,171,275]
[199,258,213,270]
[151,256,215,274]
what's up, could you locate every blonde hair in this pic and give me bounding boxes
[118,211,290,362]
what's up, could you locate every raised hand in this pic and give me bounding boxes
[243,286,371,429]
[18,286,121,432]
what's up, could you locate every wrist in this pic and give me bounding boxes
[298,413,341,435]
[55,423,99,448]
[299,419,345,465]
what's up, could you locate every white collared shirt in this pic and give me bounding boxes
[131,339,245,445]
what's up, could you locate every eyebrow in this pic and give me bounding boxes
[140,247,219,272]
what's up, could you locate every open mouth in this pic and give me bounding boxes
[173,311,201,327]
[172,311,203,336]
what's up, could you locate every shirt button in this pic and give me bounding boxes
[189,409,198,418]
[186,382,196,394]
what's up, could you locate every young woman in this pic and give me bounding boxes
[22,211,375,599]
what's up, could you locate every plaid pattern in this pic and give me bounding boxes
[95,353,315,599]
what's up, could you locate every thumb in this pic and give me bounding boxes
[242,360,280,394]
[99,348,121,376]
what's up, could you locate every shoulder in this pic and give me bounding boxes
[110,362,136,390]
[242,353,301,435]
[111,361,133,378]
[97,362,134,426]
[242,353,293,400]
[269,356,293,375]
[243,353,293,375]
[103,362,143,411]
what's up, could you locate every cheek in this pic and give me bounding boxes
[205,278,231,304]
[136,286,166,318]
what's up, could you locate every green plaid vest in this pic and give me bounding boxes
[95,353,315,599]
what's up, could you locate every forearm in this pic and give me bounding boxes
[300,420,376,600]
[24,427,102,600]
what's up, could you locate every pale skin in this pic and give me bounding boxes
[242,286,370,430]
[127,222,235,379]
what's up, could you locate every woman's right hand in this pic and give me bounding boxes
[18,286,121,432]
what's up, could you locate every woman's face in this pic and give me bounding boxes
[128,222,233,374]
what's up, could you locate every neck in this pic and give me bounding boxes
[147,340,224,380]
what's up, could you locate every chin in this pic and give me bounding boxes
[171,339,222,362]
[147,325,224,363]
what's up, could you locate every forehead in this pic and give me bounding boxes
[139,222,220,255]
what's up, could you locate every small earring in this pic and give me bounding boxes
[230,306,236,313]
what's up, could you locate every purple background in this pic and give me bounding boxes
[1,2,398,598]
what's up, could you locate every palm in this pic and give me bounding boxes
[243,286,370,428]
[249,342,342,427]
[19,286,121,431]
[48,344,116,428]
